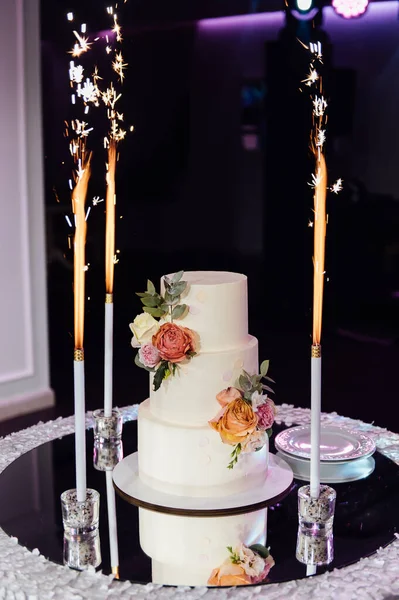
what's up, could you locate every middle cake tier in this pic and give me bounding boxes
[138,398,269,498]
[149,335,258,426]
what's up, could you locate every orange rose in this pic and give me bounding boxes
[216,387,242,407]
[208,562,251,586]
[152,322,196,364]
[209,398,258,446]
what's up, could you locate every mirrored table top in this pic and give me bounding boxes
[0,419,398,586]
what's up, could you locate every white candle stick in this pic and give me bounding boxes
[310,347,322,499]
[104,297,114,417]
[106,470,119,575]
[74,354,87,502]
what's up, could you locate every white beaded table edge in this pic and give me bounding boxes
[0,404,398,600]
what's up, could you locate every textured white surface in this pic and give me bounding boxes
[161,272,248,351]
[140,507,267,586]
[149,335,258,426]
[1,403,399,599]
[138,399,268,496]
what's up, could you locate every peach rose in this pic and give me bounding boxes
[152,322,195,363]
[209,398,258,446]
[208,561,251,587]
[216,387,242,407]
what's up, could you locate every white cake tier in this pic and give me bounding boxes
[161,271,248,351]
[138,398,269,497]
[139,508,268,587]
[149,335,258,426]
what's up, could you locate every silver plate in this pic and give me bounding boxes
[275,424,376,463]
[276,451,376,484]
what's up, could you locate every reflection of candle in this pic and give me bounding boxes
[72,154,91,502]
[106,470,119,577]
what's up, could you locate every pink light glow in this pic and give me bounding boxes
[332,0,369,18]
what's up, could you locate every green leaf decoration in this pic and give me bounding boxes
[143,306,166,318]
[242,369,252,381]
[239,374,252,392]
[227,443,242,469]
[147,280,156,295]
[263,375,276,384]
[267,427,273,438]
[164,290,178,305]
[172,304,187,320]
[160,303,169,313]
[186,350,196,358]
[243,391,253,403]
[172,270,184,284]
[168,281,187,296]
[260,360,270,377]
[261,384,275,394]
[163,275,171,286]
[153,361,169,391]
[249,544,269,559]
[135,292,148,298]
[141,296,161,308]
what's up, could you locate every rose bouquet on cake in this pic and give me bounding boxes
[209,361,276,468]
[208,543,274,586]
[130,271,198,391]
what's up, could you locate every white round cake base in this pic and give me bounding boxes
[112,452,294,516]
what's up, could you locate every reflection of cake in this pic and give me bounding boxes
[139,507,268,586]
[137,271,270,498]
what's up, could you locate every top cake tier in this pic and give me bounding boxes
[161,271,248,352]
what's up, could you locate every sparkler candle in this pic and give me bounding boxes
[102,5,128,418]
[104,140,117,417]
[72,152,92,502]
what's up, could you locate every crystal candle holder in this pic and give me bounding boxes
[297,484,336,535]
[63,530,102,570]
[296,527,334,566]
[93,408,123,442]
[93,440,123,471]
[61,489,100,536]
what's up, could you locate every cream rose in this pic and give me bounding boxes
[241,429,267,453]
[129,313,160,345]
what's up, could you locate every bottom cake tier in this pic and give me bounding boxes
[138,398,269,498]
[139,507,268,586]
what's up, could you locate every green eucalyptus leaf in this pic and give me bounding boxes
[135,292,148,298]
[143,306,165,318]
[164,290,177,305]
[168,281,187,296]
[242,369,252,381]
[261,384,275,394]
[249,544,269,559]
[172,304,187,319]
[141,296,160,308]
[163,276,171,286]
[239,374,252,392]
[267,427,273,438]
[243,391,253,403]
[263,375,276,384]
[172,270,184,284]
[147,280,156,295]
[260,360,270,377]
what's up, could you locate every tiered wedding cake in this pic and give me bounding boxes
[135,271,272,498]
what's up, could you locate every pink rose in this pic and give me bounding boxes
[138,343,160,368]
[256,400,275,430]
[251,554,275,584]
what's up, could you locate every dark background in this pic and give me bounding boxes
[7,0,397,437]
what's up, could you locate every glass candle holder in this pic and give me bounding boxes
[93,439,123,471]
[63,529,102,570]
[61,489,100,536]
[93,408,123,442]
[297,484,336,535]
[296,527,334,566]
